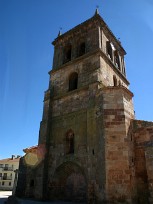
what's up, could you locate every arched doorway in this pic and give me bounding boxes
[48,162,87,202]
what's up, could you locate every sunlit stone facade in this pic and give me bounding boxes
[16,10,153,203]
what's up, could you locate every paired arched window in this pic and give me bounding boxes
[106,41,124,74]
[69,72,78,91]
[62,42,86,64]
[66,130,74,154]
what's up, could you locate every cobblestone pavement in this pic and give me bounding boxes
[0,191,85,204]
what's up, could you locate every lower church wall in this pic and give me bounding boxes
[133,121,153,203]
[15,88,153,204]
[42,105,106,202]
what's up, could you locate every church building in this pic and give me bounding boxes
[15,10,153,203]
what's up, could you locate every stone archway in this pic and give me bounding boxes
[48,162,87,202]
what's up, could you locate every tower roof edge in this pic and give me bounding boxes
[52,13,126,54]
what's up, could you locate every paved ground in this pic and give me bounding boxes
[0,191,12,204]
[0,191,85,204]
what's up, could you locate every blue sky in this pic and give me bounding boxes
[0,0,153,159]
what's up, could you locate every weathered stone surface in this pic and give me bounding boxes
[15,11,153,204]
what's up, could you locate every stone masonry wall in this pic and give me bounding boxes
[33,12,132,203]
[52,18,100,69]
[50,54,100,97]
[46,82,106,202]
[133,121,153,203]
[99,56,128,88]
[145,143,153,203]
[102,86,134,203]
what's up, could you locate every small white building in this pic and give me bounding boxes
[0,155,20,190]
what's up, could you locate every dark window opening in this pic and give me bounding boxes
[66,130,74,154]
[106,41,113,60]
[66,48,71,61]
[113,76,117,86]
[69,72,78,91]
[123,65,126,76]
[79,42,86,56]
[2,182,4,186]
[30,179,35,187]
[3,173,7,180]
[9,182,11,186]
[63,45,72,63]
[114,51,120,69]
[92,149,95,155]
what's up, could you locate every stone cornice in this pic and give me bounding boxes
[102,85,134,98]
[52,85,89,101]
[49,48,129,85]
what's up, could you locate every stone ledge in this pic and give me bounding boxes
[132,119,153,132]
[102,85,134,97]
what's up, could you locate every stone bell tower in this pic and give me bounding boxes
[25,9,136,203]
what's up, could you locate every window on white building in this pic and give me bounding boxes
[3,173,7,180]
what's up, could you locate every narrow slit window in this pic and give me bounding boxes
[63,45,72,64]
[66,48,71,61]
[69,72,78,91]
[79,42,85,56]
[66,130,74,154]
[113,76,117,86]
